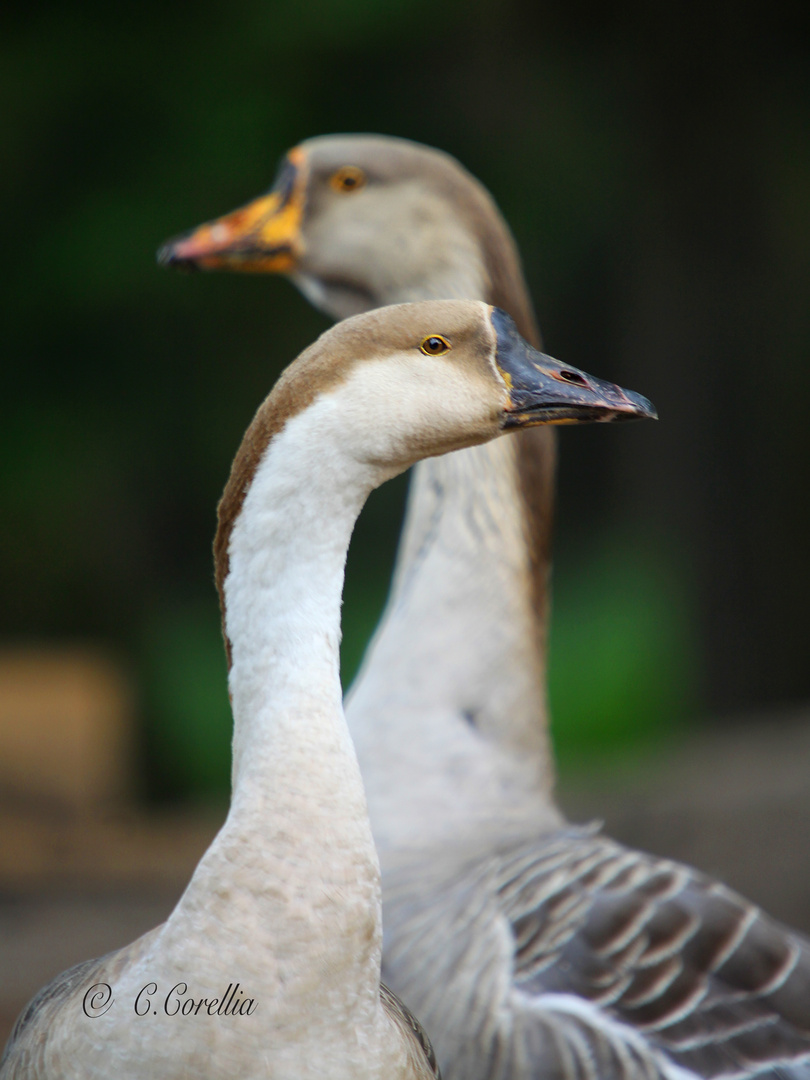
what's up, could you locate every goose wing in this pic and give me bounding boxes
[383,830,810,1080]
[0,927,163,1078]
[0,955,107,1078]
[381,981,442,1079]
[502,832,810,1078]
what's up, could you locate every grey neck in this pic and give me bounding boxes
[341,275,560,861]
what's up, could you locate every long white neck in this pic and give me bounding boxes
[345,280,561,861]
[161,398,386,1037]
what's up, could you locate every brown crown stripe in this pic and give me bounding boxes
[213,329,355,666]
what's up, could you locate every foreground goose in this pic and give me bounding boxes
[159,134,557,820]
[159,135,810,1080]
[0,302,653,1079]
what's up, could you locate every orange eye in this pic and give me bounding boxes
[330,165,366,193]
[420,335,451,356]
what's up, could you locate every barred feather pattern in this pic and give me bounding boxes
[0,930,163,1078]
[381,982,442,1080]
[0,957,105,1077]
[381,829,810,1080]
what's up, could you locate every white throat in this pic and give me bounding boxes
[162,391,390,1047]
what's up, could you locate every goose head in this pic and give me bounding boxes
[215,300,654,659]
[158,135,531,322]
[218,300,654,550]
[236,299,654,478]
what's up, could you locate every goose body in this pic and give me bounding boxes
[1,301,650,1079]
[159,135,810,1080]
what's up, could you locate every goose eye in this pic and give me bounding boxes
[420,335,451,356]
[330,165,366,193]
[558,369,589,386]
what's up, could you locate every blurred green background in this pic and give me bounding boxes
[2,0,808,797]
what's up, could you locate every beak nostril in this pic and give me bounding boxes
[558,370,589,387]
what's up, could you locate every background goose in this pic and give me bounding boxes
[158,135,810,1080]
[159,134,559,840]
[0,301,650,1079]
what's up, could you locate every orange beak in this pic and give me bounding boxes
[157,147,307,273]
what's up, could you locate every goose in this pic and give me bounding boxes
[158,136,810,1080]
[160,134,559,845]
[0,301,653,1079]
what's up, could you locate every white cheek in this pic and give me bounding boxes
[334,358,500,468]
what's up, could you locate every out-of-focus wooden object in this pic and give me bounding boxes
[0,647,133,810]
[0,645,227,1051]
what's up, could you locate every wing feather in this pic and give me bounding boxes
[381,981,442,1079]
[382,829,810,1080]
[0,956,105,1078]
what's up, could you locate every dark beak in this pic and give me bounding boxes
[156,148,307,273]
[491,308,657,426]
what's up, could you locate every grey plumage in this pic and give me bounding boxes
[1,957,104,1077]
[381,983,442,1080]
[0,928,152,1079]
[382,829,810,1080]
